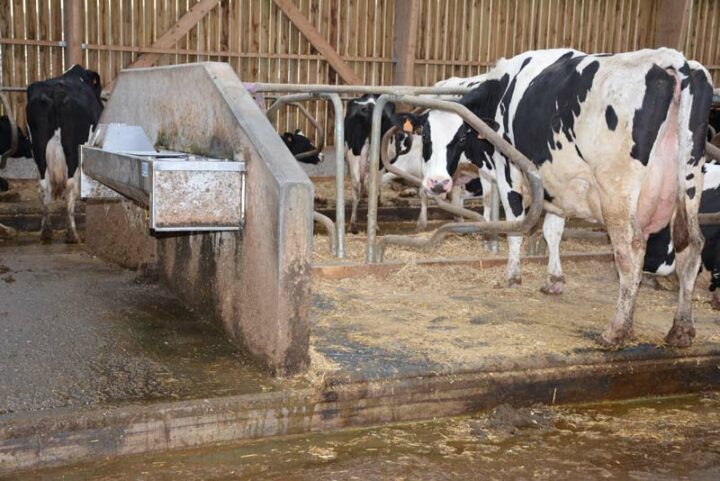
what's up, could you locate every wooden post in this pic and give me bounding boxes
[273,0,362,85]
[392,0,421,87]
[654,0,692,51]
[63,0,83,68]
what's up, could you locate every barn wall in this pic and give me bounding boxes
[0,0,717,146]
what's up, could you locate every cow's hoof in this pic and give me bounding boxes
[598,328,630,349]
[40,228,53,243]
[506,276,522,288]
[665,323,696,348]
[350,224,359,235]
[65,232,81,244]
[0,225,17,238]
[540,275,565,295]
[711,293,720,311]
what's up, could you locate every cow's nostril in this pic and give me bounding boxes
[431,183,446,194]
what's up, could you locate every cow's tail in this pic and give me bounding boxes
[45,128,67,200]
[673,58,714,253]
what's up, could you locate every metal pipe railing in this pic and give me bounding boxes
[313,211,337,255]
[254,83,474,96]
[267,92,346,258]
[366,94,544,263]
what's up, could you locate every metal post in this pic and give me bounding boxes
[266,92,346,258]
[365,94,395,263]
[327,93,345,258]
[489,183,500,254]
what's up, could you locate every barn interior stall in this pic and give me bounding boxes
[3,0,720,476]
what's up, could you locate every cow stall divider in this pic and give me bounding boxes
[252,83,505,260]
[365,94,544,263]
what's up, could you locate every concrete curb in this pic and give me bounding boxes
[2,347,719,474]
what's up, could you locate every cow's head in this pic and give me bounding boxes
[281,129,323,164]
[63,65,103,102]
[418,78,507,196]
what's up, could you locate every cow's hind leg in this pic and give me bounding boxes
[540,213,566,295]
[65,173,80,244]
[666,202,703,347]
[600,221,646,347]
[38,174,53,242]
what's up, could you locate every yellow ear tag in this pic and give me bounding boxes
[403,119,413,133]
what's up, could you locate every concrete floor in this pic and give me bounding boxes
[0,236,283,414]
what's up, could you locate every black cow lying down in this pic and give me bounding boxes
[26,65,103,243]
[281,129,323,164]
[415,48,713,347]
[645,163,720,308]
[1,115,33,159]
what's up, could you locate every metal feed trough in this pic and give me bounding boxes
[81,124,246,232]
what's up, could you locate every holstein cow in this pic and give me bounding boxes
[416,48,713,347]
[645,163,720,308]
[1,115,33,159]
[26,65,103,243]
[344,94,412,233]
[281,129,324,164]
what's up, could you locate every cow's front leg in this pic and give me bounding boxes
[499,186,524,287]
[416,189,428,231]
[346,151,362,235]
[38,175,53,242]
[65,174,80,244]
[540,213,566,294]
[600,222,646,347]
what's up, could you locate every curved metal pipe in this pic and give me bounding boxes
[367,94,544,263]
[313,211,337,255]
[0,92,18,169]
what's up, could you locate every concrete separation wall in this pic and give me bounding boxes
[89,63,313,375]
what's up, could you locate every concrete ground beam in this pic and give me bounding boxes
[88,63,313,375]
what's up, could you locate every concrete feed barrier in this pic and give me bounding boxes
[86,63,314,376]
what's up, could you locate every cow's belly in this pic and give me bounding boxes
[538,149,603,222]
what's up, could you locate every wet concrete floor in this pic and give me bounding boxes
[0,235,287,414]
[12,392,720,480]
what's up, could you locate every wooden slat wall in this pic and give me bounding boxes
[1,0,718,144]
[685,0,720,84]
[414,0,659,85]
[0,0,65,128]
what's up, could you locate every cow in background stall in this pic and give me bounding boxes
[416,48,713,347]
[26,65,103,243]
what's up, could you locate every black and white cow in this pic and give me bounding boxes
[26,65,103,243]
[645,163,720,308]
[281,129,324,164]
[417,48,713,347]
[1,115,33,159]
[344,94,411,233]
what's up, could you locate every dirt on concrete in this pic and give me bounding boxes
[0,237,297,414]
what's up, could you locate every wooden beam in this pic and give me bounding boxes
[272,0,362,85]
[63,0,83,67]
[654,0,692,50]
[392,0,421,87]
[127,0,221,69]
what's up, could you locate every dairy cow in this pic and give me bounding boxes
[26,65,103,243]
[343,94,414,233]
[645,163,720,308]
[281,129,324,164]
[1,115,33,159]
[416,48,713,347]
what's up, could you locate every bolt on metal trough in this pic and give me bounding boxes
[365,94,544,263]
